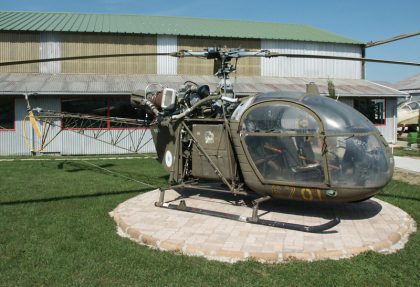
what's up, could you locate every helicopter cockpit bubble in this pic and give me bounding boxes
[300,95,393,188]
[239,92,393,193]
[241,101,325,183]
[302,95,373,133]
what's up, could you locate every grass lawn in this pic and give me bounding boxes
[0,158,419,286]
[393,147,420,157]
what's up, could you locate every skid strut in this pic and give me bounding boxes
[155,188,340,233]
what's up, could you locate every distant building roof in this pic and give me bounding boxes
[0,73,406,97]
[394,73,420,93]
[0,11,363,45]
[372,81,396,89]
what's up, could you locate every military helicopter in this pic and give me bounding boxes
[2,46,419,232]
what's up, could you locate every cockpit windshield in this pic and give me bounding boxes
[326,135,392,188]
[242,102,325,184]
[302,96,375,134]
[240,96,392,188]
[243,103,319,134]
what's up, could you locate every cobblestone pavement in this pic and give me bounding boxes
[110,189,416,263]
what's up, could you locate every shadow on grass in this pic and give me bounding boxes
[56,160,165,184]
[57,161,115,173]
[0,187,152,206]
[56,160,163,186]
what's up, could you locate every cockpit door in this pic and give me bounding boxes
[239,101,329,186]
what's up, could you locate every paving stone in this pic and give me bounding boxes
[284,252,314,261]
[111,189,416,263]
[314,249,344,260]
[217,249,246,260]
[141,234,158,247]
[346,246,371,256]
[159,240,184,251]
[248,251,278,262]
[372,239,391,250]
[126,227,142,240]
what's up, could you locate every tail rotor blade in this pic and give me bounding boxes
[28,111,42,139]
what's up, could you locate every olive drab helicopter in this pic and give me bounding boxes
[2,45,419,232]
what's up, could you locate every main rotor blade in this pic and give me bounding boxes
[366,31,420,48]
[0,52,171,67]
[1,50,418,67]
[266,53,420,66]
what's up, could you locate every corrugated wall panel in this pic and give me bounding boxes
[0,32,40,73]
[40,32,61,73]
[178,36,260,76]
[61,129,155,155]
[0,95,156,156]
[61,33,157,74]
[375,98,397,144]
[157,35,177,75]
[31,95,62,153]
[388,98,398,144]
[340,97,396,144]
[261,40,362,79]
[0,97,32,155]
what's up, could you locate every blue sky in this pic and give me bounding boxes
[1,0,419,83]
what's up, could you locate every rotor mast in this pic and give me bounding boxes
[172,48,274,98]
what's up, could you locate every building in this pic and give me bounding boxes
[394,73,420,101]
[0,11,406,155]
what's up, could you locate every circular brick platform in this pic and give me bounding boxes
[110,189,416,263]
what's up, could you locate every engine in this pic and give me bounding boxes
[130,81,240,122]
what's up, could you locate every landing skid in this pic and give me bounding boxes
[155,188,340,233]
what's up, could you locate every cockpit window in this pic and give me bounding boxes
[242,103,325,184]
[240,98,391,188]
[326,135,392,188]
[408,102,419,110]
[302,96,375,134]
[242,103,319,134]
[244,135,326,183]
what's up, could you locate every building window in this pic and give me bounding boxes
[353,98,386,125]
[109,96,145,128]
[0,97,15,130]
[61,95,143,129]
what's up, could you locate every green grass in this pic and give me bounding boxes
[0,153,156,160]
[393,147,420,157]
[1,158,419,286]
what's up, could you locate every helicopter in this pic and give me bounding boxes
[2,46,419,232]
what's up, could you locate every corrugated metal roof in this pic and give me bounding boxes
[0,73,406,97]
[0,11,363,45]
[394,73,420,92]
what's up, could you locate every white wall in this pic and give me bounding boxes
[261,40,362,79]
[0,95,156,155]
[339,97,398,144]
[157,35,177,75]
[0,97,31,155]
[40,32,61,74]
[61,129,155,155]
